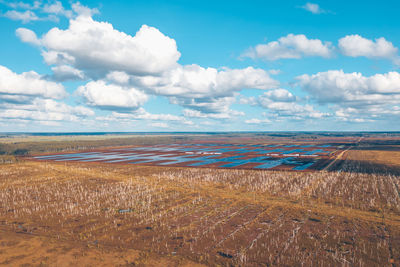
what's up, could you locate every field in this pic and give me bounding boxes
[1,132,400,266]
[31,142,345,171]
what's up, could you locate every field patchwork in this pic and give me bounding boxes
[33,143,344,171]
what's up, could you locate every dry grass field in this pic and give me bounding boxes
[1,133,400,266]
[347,149,400,168]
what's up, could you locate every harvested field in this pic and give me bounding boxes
[1,155,400,266]
[2,133,400,266]
[347,150,400,168]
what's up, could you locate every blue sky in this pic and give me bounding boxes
[1,0,400,132]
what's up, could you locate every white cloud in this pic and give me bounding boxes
[296,70,400,104]
[0,1,41,10]
[263,102,327,119]
[125,108,184,121]
[97,108,193,126]
[17,14,278,97]
[183,108,244,119]
[173,95,245,120]
[245,118,271,124]
[41,50,75,65]
[268,69,281,75]
[339,34,398,61]
[42,0,73,18]
[16,14,278,99]
[0,62,92,124]
[242,34,333,60]
[260,88,297,102]
[106,71,130,85]
[257,89,328,120]
[182,120,194,125]
[0,98,94,123]
[238,96,257,106]
[71,2,99,17]
[134,65,279,98]
[0,65,66,100]
[170,96,236,114]
[199,121,215,126]
[333,106,398,123]
[150,122,169,128]
[77,80,148,111]
[21,16,180,76]
[51,65,85,81]
[301,3,324,14]
[183,109,226,119]
[133,64,278,117]
[297,70,400,122]
[35,98,94,117]
[2,1,97,23]
[15,13,279,121]
[42,1,63,14]
[16,28,41,46]
[4,10,39,23]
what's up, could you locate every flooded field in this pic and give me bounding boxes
[33,143,344,171]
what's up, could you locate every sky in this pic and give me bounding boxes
[1,0,400,132]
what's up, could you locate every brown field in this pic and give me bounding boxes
[1,133,400,266]
[347,150,400,168]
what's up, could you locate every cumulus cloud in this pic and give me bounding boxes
[333,105,400,123]
[0,65,90,125]
[97,108,193,126]
[241,89,326,122]
[50,65,85,81]
[18,16,180,76]
[134,65,279,98]
[170,96,236,114]
[339,34,398,61]
[42,1,64,14]
[0,65,66,101]
[301,3,325,14]
[238,96,257,106]
[297,70,400,122]
[133,64,278,116]
[41,50,75,66]
[296,70,400,104]
[77,80,148,111]
[4,10,39,23]
[106,71,130,85]
[42,0,73,19]
[242,34,333,60]
[256,88,328,120]
[260,88,297,102]
[15,28,41,46]
[263,102,327,119]
[71,2,99,17]
[335,108,374,122]
[171,96,246,120]
[15,13,280,120]
[127,108,184,121]
[0,98,94,123]
[12,7,285,125]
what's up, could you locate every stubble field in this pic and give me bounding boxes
[1,133,400,266]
